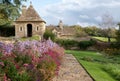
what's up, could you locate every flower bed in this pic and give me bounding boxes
[0,39,64,81]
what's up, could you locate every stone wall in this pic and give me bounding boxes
[15,21,46,38]
[15,23,26,38]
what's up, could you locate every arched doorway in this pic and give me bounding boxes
[27,24,32,37]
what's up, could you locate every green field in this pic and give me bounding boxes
[92,36,116,42]
[66,50,120,81]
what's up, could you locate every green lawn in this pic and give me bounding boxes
[66,50,120,81]
[20,35,40,41]
[0,35,40,41]
[92,36,116,42]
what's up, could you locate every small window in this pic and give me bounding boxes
[36,26,39,31]
[20,27,22,31]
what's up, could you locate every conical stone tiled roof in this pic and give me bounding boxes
[16,4,45,23]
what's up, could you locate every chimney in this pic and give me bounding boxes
[59,20,63,30]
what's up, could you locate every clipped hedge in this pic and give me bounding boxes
[78,39,96,50]
[55,39,97,50]
[55,39,79,49]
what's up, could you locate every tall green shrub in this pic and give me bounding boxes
[43,30,55,41]
[78,39,96,50]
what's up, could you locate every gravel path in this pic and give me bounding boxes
[53,54,93,81]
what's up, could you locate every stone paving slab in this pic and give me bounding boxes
[53,54,93,81]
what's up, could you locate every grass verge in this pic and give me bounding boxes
[66,50,119,81]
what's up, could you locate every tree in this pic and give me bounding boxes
[116,23,120,42]
[100,13,116,42]
[0,0,27,25]
[84,26,100,36]
[74,25,88,37]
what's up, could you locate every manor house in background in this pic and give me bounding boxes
[47,20,76,38]
[14,3,46,38]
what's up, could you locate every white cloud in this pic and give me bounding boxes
[62,0,91,10]
[94,16,101,22]
[34,0,120,26]
[77,22,96,27]
[79,15,89,19]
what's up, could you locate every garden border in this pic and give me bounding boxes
[72,54,95,81]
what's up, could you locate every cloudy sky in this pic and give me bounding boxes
[24,0,120,26]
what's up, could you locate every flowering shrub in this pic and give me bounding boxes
[0,39,64,81]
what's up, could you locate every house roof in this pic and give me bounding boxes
[60,27,76,35]
[16,4,45,23]
[46,26,60,31]
[46,26,76,36]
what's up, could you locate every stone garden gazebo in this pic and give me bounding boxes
[14,3,46,38]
